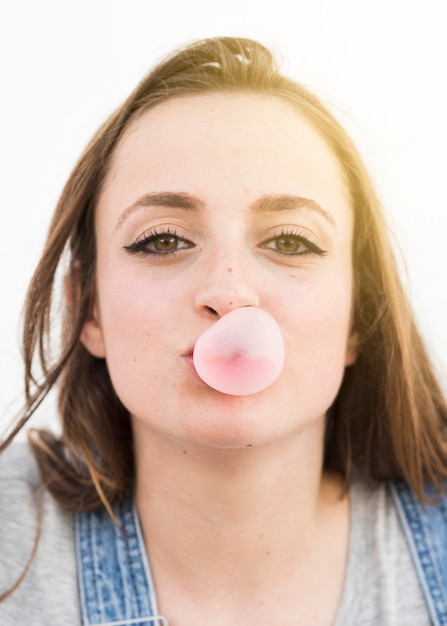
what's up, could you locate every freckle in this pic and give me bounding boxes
[182,450,187,455]
[246,443,253,447]
[259,534,264,539]
[265,551,271,556]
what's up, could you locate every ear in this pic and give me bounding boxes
[80,304,106,358]
[344,330,359,366]
[65,264,106,358]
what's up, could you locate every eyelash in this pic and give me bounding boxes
[124,227,194,257]
[260,228,327,257]
[124,227,327,258]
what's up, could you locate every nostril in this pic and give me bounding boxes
[205,305,219,317]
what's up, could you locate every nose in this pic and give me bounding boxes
[194,253,261,318]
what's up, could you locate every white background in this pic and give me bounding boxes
[1,0,446,434]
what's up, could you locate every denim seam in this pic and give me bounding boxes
[391,483,447,626]
[76,495,159,625]
[132,501,160,615]
[123,502,143,617]
[89,512,103,617]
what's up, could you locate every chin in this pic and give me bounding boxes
[176,402,297,452]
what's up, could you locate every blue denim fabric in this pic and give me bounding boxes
[75,493,167,625]
[76,484,447,625]
[391,483,447,626]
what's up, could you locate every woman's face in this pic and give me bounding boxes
[81,93,357,450]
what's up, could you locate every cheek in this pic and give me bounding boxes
[98,263,180,335]
[92,273,161,383]
[282,275,354,376]
[93,261,191,384]
[95,291,168,417]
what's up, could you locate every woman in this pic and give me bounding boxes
[1,36,447,625]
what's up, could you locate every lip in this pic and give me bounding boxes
[182,349,205,384]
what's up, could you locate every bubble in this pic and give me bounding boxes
[193,308,285,395]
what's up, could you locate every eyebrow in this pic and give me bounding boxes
[115,191,335,229]
[251,194,336,227]
[116,192,203,229]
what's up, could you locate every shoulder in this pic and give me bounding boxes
[0,441,42,531]
[0,442,80,625]
[336,476,432,625]
[391,479,447,524]
[391,481,447,575]
[391,480,447,571]
[0,439,40,484]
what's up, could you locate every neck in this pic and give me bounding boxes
[133,418,346,594]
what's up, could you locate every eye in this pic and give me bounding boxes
[124,228,194,256]
[261,230,327,257]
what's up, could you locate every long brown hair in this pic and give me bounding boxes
[2,36,447,513]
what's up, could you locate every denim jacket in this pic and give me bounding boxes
[75,483,447,626]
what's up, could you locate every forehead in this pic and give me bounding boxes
[100,92,351,219]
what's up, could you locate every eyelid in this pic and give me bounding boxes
[124,227,194,256]
[260,227,327,256]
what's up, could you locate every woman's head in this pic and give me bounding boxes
[15,37,446,511]
[79,91,357,462]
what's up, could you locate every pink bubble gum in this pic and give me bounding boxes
[193,307,285,396]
